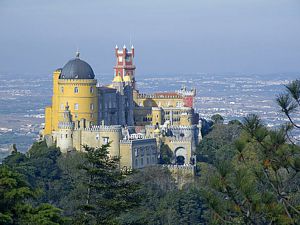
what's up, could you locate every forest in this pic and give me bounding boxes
[1,80,300,225]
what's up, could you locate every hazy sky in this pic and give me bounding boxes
[0,0,300,76]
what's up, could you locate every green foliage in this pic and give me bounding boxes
[159,143,173,164]
[118,166,206,225]
[201,114,300,224]
[0,165,68,225]
[196,123,242,164]
[76,144,140,225]
[211,114,224,124]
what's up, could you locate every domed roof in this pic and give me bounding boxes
[59,52,95,79]
[113,75,123,82]
[123,75,131,82]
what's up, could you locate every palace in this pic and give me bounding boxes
[43,45,201,170]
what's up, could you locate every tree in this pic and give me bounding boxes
[159,143,173,164]
[277,79,300,131]
[0,165,69,225]
[196,122,242,165]
[211,114,224,125]
[76,144,140,225]
[202,114,300,224]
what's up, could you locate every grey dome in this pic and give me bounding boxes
[60,56,95,79]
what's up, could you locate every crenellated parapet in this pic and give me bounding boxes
[74,125,122,133]
[168,136,193,142]
[169,125,196,131]
[163,164,195,170]
[138,93,182,99]
[58,121,74,129]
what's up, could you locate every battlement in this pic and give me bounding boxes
[58,121,74,129]
[169,125,196,130]
[74,125,122,132]
[138,92,182,99]
[176,89,196,97]
[120,138,156,144]
[163,164,195,170]
[167,136,193,142]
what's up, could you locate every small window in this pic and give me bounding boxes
[90,87,94,93]
[74,87,79,93]
[141,158,144,166]
[61,86,64,93]
[102,137,109,144]
[96,134,100,140]
[90,103,94,110]
[65,134,68,138]
[91,113,94,118]
[74,103,79,110]
[74,113,78,119]
[60,103,64,110]
[135,159,138,167]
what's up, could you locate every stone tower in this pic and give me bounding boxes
[114,45,136,89]
[57,103,74,153]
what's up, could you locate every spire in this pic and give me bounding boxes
[75,49,80,58]
[115,45,118,49]
[123,44,126,49]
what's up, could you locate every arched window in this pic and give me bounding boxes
[74,103,79,110]
[90,103,94,110]
[60,86,64,93]
[90,86,94,93]
[74,87,79,93]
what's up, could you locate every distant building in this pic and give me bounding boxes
[43,46,201,170]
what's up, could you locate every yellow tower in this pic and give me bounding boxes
[152,107,163,126]
[44,52,98,134]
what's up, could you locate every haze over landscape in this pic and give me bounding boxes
[0,0,300,75]
[1,0,300,155]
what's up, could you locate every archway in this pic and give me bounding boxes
[174,147,187,165]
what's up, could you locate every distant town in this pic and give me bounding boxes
[0,72,299,158]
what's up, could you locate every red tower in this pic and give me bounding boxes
[114,45,136,88]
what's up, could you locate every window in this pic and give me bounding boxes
[74,87,79,93]
[141,158,144,166]
[74,103,79,110]
[118,56,123,62]
[60,103,64,110]
[60,86,64,93]
[147,157,149,164]
[90,86,94,93]
[65,134,68,138]
[74,113,78,119]
[90,103,94,110]
[91,113,94,118]
[96,134,100,140]
[135,159,138,167]
[102,137,109,144]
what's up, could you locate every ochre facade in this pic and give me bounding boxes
[43,46,201,170]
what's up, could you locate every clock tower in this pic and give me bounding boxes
[114,45,136,89]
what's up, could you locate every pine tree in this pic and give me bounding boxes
[0,165,69,225]
[76,144,140,225]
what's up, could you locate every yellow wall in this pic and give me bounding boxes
[51,70,61,132]
[44,69,98,133]
[136,96,184,108]
[44,106,52,135]
[152,108,163,125]
[57,79,98,127]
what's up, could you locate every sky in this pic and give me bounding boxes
[0,0,300,77]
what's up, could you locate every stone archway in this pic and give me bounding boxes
[174,147,187,165]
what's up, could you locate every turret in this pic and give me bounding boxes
[57,103,74,153]
[113,44,136,89]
